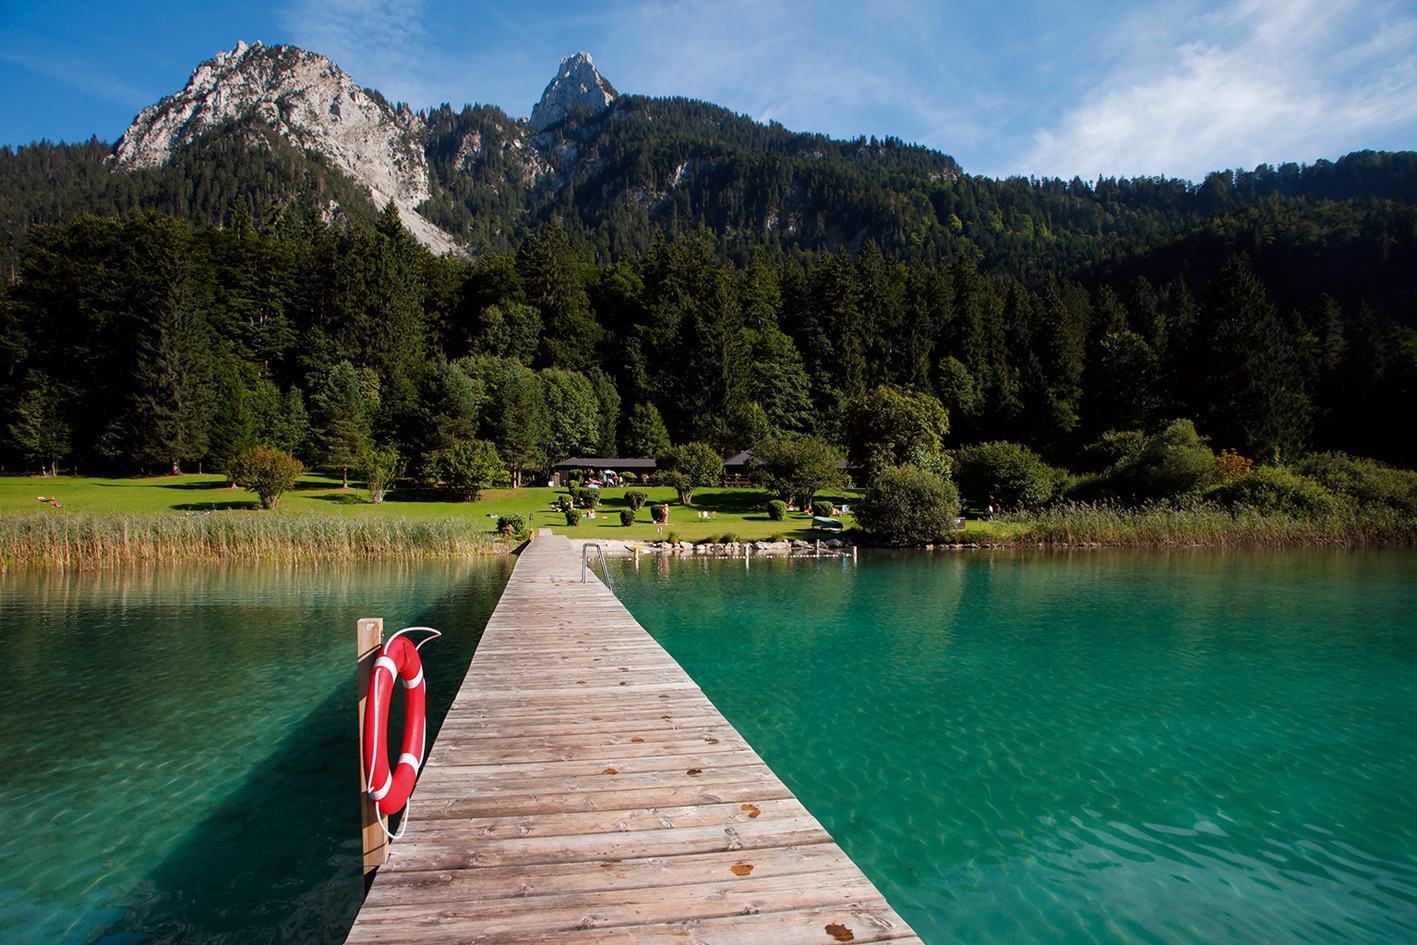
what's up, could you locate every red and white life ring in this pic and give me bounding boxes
[362,634,428,816]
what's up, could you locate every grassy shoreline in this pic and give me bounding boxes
[996,500,1417,548]
[3,474,1412,570]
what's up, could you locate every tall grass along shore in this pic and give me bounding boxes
[997,500,1417,548]
[0,512,507,571]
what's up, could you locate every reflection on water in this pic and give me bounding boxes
[614,548,1417,945]
[0,559,511,945]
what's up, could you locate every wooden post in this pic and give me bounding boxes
[357,617,387,875]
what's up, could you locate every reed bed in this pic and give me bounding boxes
[999,501,1417,547]
[0,511,507,571]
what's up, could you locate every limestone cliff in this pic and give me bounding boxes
[112,41,457,255]
[528,52,618,133]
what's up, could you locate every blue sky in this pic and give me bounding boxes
[3,0,1415,182]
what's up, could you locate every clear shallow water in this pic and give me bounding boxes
[0,559,511,945]
[613,548,1417,945]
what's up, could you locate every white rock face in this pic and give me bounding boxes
[528,52,617,133]
[113,41,458,256]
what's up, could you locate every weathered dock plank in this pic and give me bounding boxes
[346,534,924,945]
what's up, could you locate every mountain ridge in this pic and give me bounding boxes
[105,41,966,258]
[6,41,1415,295]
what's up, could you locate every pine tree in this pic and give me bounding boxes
[1195,255,1310,458]
[8,372,71,476]
[621,402,670,457]
[129,262,214,475]
[517,222,604,371]
[314,361,374,487]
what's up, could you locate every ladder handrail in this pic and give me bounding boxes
[581,542,613,591]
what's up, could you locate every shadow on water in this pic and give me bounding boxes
[92,562,512,945]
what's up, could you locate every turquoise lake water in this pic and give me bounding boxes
[611,548,1417,944]
[0,559,512,945]
[2,548,1414,944]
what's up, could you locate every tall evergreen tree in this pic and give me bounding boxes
[518,222,604,371]
[314,361,375,487]
[1194,255,1310,459]
[329,202,428,382]
[621,402,670,457]
[206,360,256,480]
[8,372,71,476]
[129,255,214,474]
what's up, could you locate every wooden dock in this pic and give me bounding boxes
[346,533,925,945]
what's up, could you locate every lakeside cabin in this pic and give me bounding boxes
[551,453,860,489]
[553,453,763,489]
[550,456,657,488]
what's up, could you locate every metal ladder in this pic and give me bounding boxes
[581,542,614,592]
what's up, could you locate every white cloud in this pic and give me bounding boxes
[1017,0,1417,181]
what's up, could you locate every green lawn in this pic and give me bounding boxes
[1,473,1028,546]
[0,473,870,543]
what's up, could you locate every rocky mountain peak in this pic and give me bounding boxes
[528,52,618,133]
[111,41,456,255]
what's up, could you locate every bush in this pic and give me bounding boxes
[496,514,527,537]
[1214,449,1254,482]
[229,446,305,510]
[811,500,834,517]
[359,443,404,504]
[766,499,788,521]
[1208,465,1340,516]
[555,495,573,512]
[625,490,648,511]
[1112,420,1215,500]
[563,508,581,526]
[619,509,636,526]
[429,438,504,501]
[569,485,601,509]
[1297,452,1417,516]
[1078,430,1147,472]
[954,441,1060,509]
[651,503,670,524]
[855,465,961,546]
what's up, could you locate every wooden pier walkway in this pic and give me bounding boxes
[346,533,925,945]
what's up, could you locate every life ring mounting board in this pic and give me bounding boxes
[362,626,441,832]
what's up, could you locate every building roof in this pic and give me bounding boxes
[553,457,658,470]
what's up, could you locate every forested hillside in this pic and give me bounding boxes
[3,189,1414,485]
[3,86,1416,497]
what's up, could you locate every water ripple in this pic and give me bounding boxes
[618,547,1417,945]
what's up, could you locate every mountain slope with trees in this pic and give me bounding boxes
[2,45,1415,543]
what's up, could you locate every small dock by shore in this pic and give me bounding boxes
[345,531,923,944]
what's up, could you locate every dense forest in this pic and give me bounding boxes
[2,106,1416,501]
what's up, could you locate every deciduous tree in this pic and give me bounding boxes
[749,432,845,509]
[655,441,723,505]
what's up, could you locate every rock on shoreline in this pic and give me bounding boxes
[558,537,854,559]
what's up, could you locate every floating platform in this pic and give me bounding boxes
[346,532,924,944]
